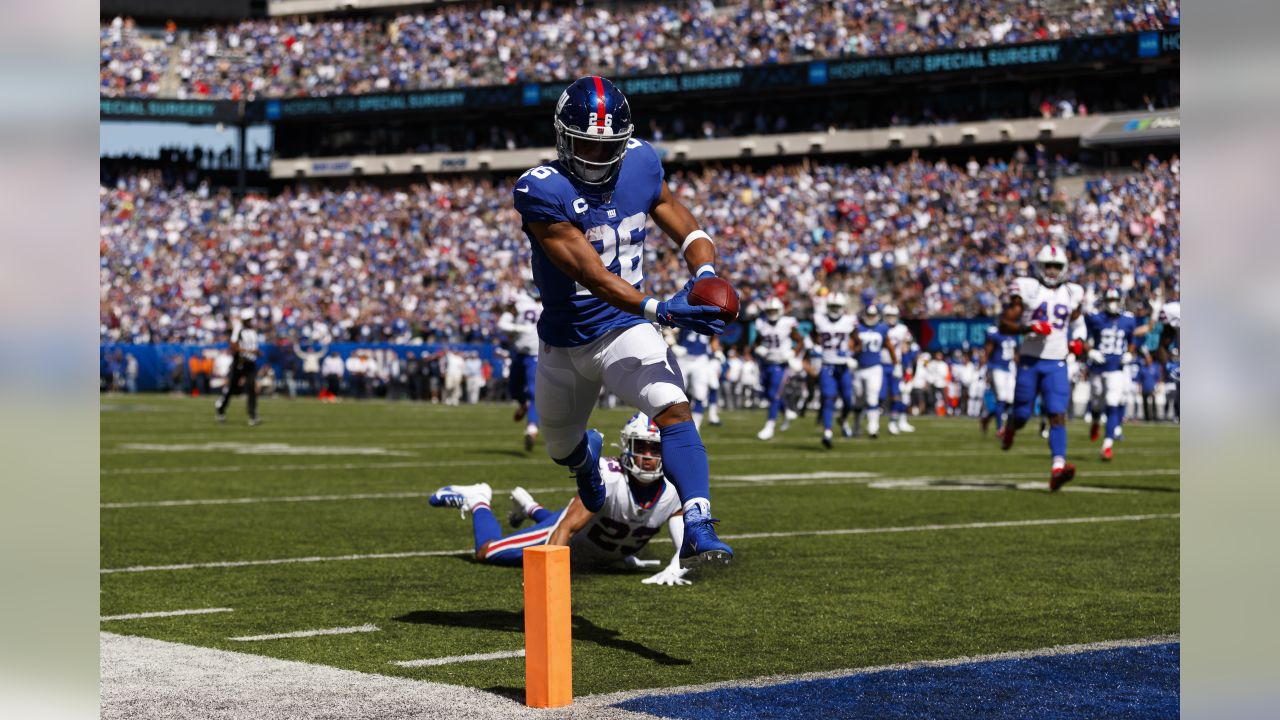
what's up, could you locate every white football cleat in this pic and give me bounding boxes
[508,486,536,527]
[887,420,900,436]
[428,482,492,518]
[757,422,775,441]
[898,419,916,433]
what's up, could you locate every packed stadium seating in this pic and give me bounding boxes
[101,1,1180,100]
[99,151,1178,345]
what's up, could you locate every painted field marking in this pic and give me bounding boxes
[391,649,526,668]
[101,513,1178,575]
[229,624,379,642]
[100,469,1178,509]
[581,634,1180,707]
[101,607,233,622]
[100,447,1175,476]
[111,442,409,457]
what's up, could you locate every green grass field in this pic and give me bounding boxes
[101,395,1178,698]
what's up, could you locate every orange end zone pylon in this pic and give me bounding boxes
[523,545,572,708]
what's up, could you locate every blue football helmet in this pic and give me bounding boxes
[554,76,634,186]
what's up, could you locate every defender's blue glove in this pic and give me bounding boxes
[644,279,726,336]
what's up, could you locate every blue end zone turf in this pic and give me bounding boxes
[614,642,1178,720]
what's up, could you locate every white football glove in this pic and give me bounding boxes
[752,344,766,357]
[892,364,903,379]
[622,555,661,569]
[641,565,692,586]
[1087,349,1106,365]
[1121,351,1134,365]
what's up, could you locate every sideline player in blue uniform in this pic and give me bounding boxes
[853,305,897,438]
[1084,288,1139,461]
[511,76,731,566]
[981,325,1019,435]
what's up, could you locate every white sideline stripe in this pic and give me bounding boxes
[102,608,233,621]
[230,624,379,642]
[102,491,432,509]
[100,447,1174,475]
[580,634,1181,707]
[100,469,1178,509]
[101,513,1177,575]
[391,649,525,668]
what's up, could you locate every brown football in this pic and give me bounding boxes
[688,276,740,322]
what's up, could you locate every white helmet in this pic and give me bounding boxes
[1035,244,1069,288]
[1102,287,1122,315]
[826,292,848,320]
[763,296,784,322]
[620,412,663,484]
[862,304,880,324]
[239,308,255,322]
[882,304,900,325]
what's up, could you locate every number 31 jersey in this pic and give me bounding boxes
[1007,277,1084,361]
[570,457,682,567]
[513,139,665,348]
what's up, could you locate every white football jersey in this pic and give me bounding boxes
[1008,278,1084,360]
[813,313,856,365]
[569,457,682,567]
[882,323,912,364]
[756,315,798,364]
[500,294,543,355]
[1158,301,1180,329]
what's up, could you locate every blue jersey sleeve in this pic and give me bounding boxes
[627,139,665,210]
[513,169,576,225]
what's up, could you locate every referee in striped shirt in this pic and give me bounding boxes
[216,308,261,426]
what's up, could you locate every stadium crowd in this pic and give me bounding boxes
[100,150,1179,348]
[101,1,1180,100]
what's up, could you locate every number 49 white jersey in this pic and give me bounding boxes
[1008,277,1084,361]
[569,457,682,567]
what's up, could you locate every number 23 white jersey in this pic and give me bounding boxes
[569,457,682,567]
[1008,277,1083,360]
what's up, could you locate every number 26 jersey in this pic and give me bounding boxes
[1007,277,1084,361]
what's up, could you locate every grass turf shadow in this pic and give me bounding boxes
[394,609,691,666]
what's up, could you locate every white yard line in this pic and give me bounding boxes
[100,447,1174,476]
[101,468,1178,509]
[391,650,526,668]
[579,634,1181,707]
[101,608,233,622]
[229,624,379,642]
[101,513,1177,575]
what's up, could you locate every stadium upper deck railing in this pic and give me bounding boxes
[267,109,1180,178]
[100,30,1179,123]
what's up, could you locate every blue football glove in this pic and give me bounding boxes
[649,279,726,336]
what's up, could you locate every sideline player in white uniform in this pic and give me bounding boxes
[880,305,915,434]
[754,297,803,440]
[813,292,858,449]
[428,414,691,585]
[512,76,730,566]
[998,244,1086,490]
[497,289,544,451]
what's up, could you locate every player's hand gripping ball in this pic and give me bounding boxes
[688,277,740,323]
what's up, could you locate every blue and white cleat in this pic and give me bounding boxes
[680,505,734,568]
[573,430,606,512]
[427,483,492,518]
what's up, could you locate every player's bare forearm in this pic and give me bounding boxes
[548,495,594,546]
[529,220,647,314]
[983,341,995,366]
[651,182,715,275]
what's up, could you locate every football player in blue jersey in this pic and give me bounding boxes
[673,329,722,430]
[1084,288,1140,461]
[980,325,1020,435]
[511,76,731,567]
[853,304,897,439]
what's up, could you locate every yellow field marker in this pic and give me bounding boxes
[523,545,572,708]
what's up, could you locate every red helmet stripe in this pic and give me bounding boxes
[592,76,606,130]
